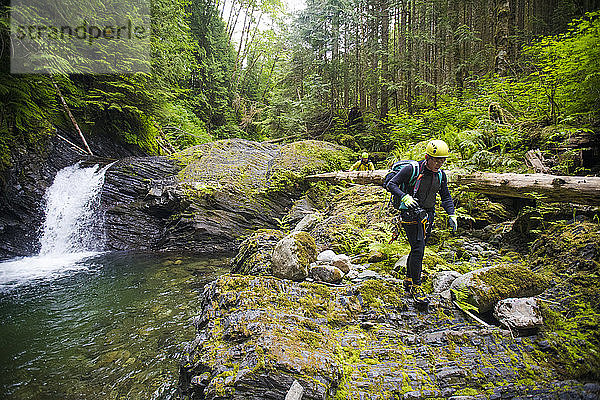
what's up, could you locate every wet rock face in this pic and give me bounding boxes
[177,274,598,400]
[99,139,351,254]
[0,137,351,257]
[0,134,113,259]
[0,127,147,260]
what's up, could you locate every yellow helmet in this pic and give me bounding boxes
[425,140,449,157]
[361,152,369,159]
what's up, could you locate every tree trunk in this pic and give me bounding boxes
[52,78,93,156]
[379,0,389,118]
[305,170,600,206]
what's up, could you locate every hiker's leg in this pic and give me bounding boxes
[403,223,426,285]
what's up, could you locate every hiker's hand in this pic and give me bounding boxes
[448,215,458,232]
[401,194,418,208]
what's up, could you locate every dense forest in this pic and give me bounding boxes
[0,0,599,175]
[1,2,600,398]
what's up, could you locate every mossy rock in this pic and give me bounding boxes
[468,197,516,228]
[530,221,600,275]
[308,185,392,255]
[271,140,354,175]
[178,273,592,399]
[528,222,600,380]
[450,263,549,313]
[230,229,286,276]
[271,231,318,281]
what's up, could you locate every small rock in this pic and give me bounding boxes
[432,270,462,293]
[346,269,359,280]
[317,249,336,263]
[285,380,304,400]
[310,264,344,283]
[439,289,453,307]
[367,250,386,263]
[394,255,408,270]
[357,270,380,280]
[331,254,351,273]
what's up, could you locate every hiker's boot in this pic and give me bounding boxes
[403,278,413,294]
[411,285,429,309]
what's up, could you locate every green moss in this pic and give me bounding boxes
[293,231,317,267]
[218,274,252,293]
[472,264,549,306]
[264,169,305,194]
[357,280,406,310]
[539,275,600,380]
[530,221,600,275]
[453,387,479,396]
[275,140,354,175]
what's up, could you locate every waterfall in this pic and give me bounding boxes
[0,163,112,288]
[39,163,110,255]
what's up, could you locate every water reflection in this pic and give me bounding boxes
[0,252,229,400]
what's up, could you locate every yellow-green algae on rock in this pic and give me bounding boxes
[177,273,596,399]
[530,221,600,380]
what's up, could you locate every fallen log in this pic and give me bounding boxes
[305,170,600,206]
[451,172,600,206]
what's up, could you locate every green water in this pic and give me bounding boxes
[0,252,229,400]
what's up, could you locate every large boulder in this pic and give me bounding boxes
[272,232,317,281]
[99,139,353,254]
[450,263,548,313]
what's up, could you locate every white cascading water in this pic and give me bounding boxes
[39,163,109,255]
[0,163,112,289]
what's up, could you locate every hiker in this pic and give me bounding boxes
[349,152,375,171]
[386,139,457,306]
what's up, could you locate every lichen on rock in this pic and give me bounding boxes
[271,232,318,281]
[230,229,286,276]
[177,272,597,400]
[450,263,549,313]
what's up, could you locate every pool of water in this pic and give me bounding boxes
[0,252,229,400]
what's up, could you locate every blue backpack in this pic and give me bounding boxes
[383,160,442,209]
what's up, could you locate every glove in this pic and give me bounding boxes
[401,194,418,208]
[448,215,458,232]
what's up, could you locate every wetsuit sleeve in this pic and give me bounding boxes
[349,161,360,171]
[386,164,414,199]
[439,170,456,215]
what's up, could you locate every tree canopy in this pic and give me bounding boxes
[0,0,598,175]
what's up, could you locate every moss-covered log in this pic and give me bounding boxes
[306,170,600,206]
